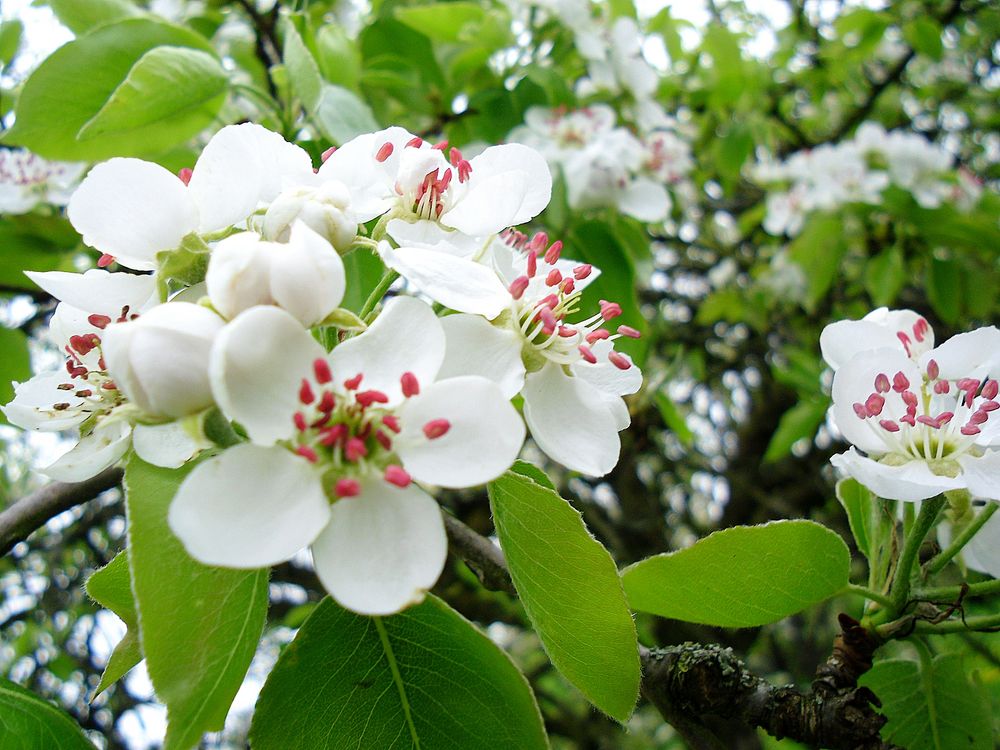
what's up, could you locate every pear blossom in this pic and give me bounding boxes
[821,308,935,371]
[168,296,525,615]
[205,222,346,326]
[67,123,315,270]
[318,126,552,237]
[0,148,85,214]
[261,180,357,250]
[399,227,642,476]
[1,271,205,479]
[827,319,1000,501]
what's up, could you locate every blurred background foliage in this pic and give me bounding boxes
[0,0,997,747]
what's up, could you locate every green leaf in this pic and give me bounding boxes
[763,398,829,462]
[926,257,961,325]
[154,232,212,299]
[3,18,216,160]
[0,19,23,66]
[313,25,361,90]
[47,0,139,34]
[860,654,992,749]
[0,678,93,749]
[488,471,640,721]
[865,245,905,306]
[77,45,228,142]
[249,595,548,750]
[510,460,556,490]
[339,247,386,313]
[395,2,485,42]
[654,390,694,447]
[903,18,944,61]
[281,17,322,110]
[314,84,379,145]
[125,456,268,750]
[835,478,895,586]
[0,326,30,426]
[622,520,851,627]
[787,214,846,310]
[85,551,142,695]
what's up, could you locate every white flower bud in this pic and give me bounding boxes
[102,302,224,418]
[262,180,357,251]
[206,222,346,327]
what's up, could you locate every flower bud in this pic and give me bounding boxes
[262,180,357,251]
[102,302,224,418]
[206,223,346,327]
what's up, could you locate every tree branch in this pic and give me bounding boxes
[0,467,123,556]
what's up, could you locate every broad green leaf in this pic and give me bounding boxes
[281,17,322,110]
[78,46,228,142]
[0,215,79,288]
[0,678,93,749]
[488,471,640,721]
[314,84,379,145]
[622,520,850,627]
[249,595,548,750]
[860,654,992,750]
[125,456,268,750]
[865,245,905,306]
[3,18,215,160]
[313,25,361,90]
[903,18,943,61]
[0,19,23,66]
[926,257,961,325]
[654,390,694,447]
[0,326,30,425]
[339,247,386,313]
[510,459,555,490]
[85,551,142,695]
[395,2,484,42]
[47,0,139,34]
[787,213,846,310]
[763,398,829,462]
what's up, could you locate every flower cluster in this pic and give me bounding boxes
[3,122,644,615]
[510,104,692,223]
[822,308,1000,503]
[754,122,982,236]
[0,148,85,215]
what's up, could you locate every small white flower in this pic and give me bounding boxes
[261,180,358,250]
[821,308,935,371]
[206,222,346,326]
[0,149,85,214]
[828,319,1000,501]
[168,296,525,615]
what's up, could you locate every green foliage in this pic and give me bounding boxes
[85,551,142,695]
[249,595,548,750]
[763,398,828,462]
[836,478,895,589]
[0,327,30,426]
[787,214,847,311]
[860,653,993,750]
[125,456,268,750]
[0,19,23,66]
[622,521,850,627]
[489,471,640,721]
[46,0,139,34]
[0,678,92,748]
[3,18,220,160]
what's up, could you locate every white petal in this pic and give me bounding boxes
[210,306,324,444]
[385,218,481,258]
[311,479,446,615]
[2,372,90,431]
[522,362,622,477]
[328,296,444,405]
[380,243,509,318]
[132,421,207,468]
[42,421,131,482]
[829,448,961,502]
[168,444,330,568]
[820,319,905,370]
[67,159,197,270]
[958,508,1000,577]
[617,177,670,222]
[958,451,1000,502]
[318,127,415,221]
[920,327,1000,381]
[442,144,552,234]
[396,376,525,487]
[25,270,156,317]
[269,222,347,326]
[188,123,315,233]
[571,340,642,396]
[438,314,525,399]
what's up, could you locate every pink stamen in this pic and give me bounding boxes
[293,412,308,432]
[896,331,912,356]
[375,142,394,162]
[981,401,999,412]
[529,232,548,253]
[961,424,981,436]
[356,390,389,408]
[599,300,622,320]
[384,465,411,488]
[544,240,563,265]
[926,360,939,380]
[892,372,909,392]
[900,414,916,426]
[509,276,530,300]
[970,410,989,425]
[545,269,562,287]
[299,379,315,405]
[177,167,193,185]
[983,380,999,400]
[578,345,597,364]
[423,418,451,439]
[401,372,420,398]
[560,278,575,294]
[296,445,318,463]
[573,264,592,280]
[879,419,900,432]
[609,352,631,370]
[321,146,337,162]
[901,390,918,408]
[97,254,115,268]
[313,358,332,384]
[335,478,360,497]
[557,325,577,338]
[344,373,363,390]
[432,140,449,151]
[865,393,885,416]
[617,325,641,339]
[375,430,392,451]
[526,252,537,278]
[87,314,111,330]
[874,373,890,393]
[382,414,401,433]
[539,307,557,335]
[934,380,950,394]
[345,437,367,462]
[318,391,336,413]
[913,318,928,342]
[853,403,868,419]
[406,136,423,148]
[916,415,939,428]
[319,424,347,447]
[586,329,610,344]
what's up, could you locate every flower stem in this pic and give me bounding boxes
[844,583,894,609]
[360,269,400,321]
[889,495,946,613]
[924,502,998,576]
[916,577,1000,602]
[911,612,1000,635]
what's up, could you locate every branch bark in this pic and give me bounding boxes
[0,467,122,556]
